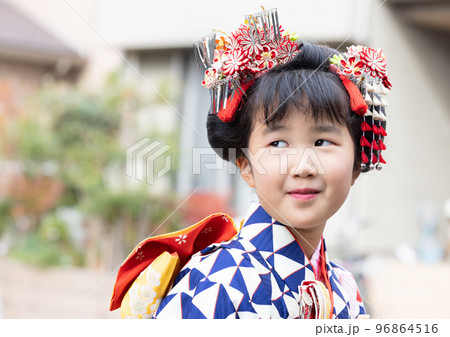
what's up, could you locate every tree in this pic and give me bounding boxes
[1,73,183,268]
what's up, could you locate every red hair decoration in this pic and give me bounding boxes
[217,79,255,122]
[339,75,368,116]
[361,121,372,132]
[372,124,380,135]
[360,136,371,147]
[361,152,369,164]
[371,139,380,151]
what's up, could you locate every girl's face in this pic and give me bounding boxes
[237,108,360,242]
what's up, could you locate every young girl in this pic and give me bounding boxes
[110,8,391,319]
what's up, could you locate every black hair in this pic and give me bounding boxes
[207,42,376,173]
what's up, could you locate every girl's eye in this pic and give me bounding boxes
[270,140,288,148]
[315,139,332,147]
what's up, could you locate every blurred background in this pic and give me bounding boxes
[0,0,449,318]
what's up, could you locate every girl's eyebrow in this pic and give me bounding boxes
[262,124,285,135]
[314,124,342,134]
[261,123,342,135]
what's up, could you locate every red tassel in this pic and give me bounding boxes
[379,154,386,164]
[360,136,371,147]
[217,80,255,122]
[371,139,380,151]
[361,121,372,132]
[371,153,378,164]
[379,139,386,150]
[372,124,380,135]
[361,152,368,163]
[379,125,387,136]
[340,75,368,116]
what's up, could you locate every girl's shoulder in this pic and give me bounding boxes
[176,232,267,281]
[154,235,274,318]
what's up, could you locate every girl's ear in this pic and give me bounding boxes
[236,155,255,188]
[351,168,361,186]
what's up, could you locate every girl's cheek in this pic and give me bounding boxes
[257,155,275,174]
[323,157,354,182]
[261,152,285,170]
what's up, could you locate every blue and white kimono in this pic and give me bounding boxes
[154,202,365,319]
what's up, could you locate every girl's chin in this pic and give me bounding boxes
[286,224,323,232]
[279,215,325,232]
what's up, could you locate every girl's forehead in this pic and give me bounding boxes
[253,106,341,131]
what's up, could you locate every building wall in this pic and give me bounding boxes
[97,0,372,49]
[0,59,53,106]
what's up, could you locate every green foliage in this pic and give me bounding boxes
[83,188,184,251]
[2,69,182,268]
[146,126,181,183]
[8,83,124,199]
[85,189,149,225]
[13,117,57,164]
[48,89,123,202]
[39,213,72,244]
[9,213,84,268]
[0,199,13,235]
[53,97,119,147]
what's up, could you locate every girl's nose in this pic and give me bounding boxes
[289,147,320,178]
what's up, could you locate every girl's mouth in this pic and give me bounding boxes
[287,189,320,201]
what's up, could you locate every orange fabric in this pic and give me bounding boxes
[109,213,238,311]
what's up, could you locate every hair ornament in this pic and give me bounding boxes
[193,8,299,122]
[194,8,392,172]
[329,45,392,171]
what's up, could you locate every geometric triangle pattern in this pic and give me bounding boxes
[154,203,366,319]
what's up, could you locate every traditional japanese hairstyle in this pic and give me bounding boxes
[193,8,392,171]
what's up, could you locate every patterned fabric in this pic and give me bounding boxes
[154,202,365,319]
